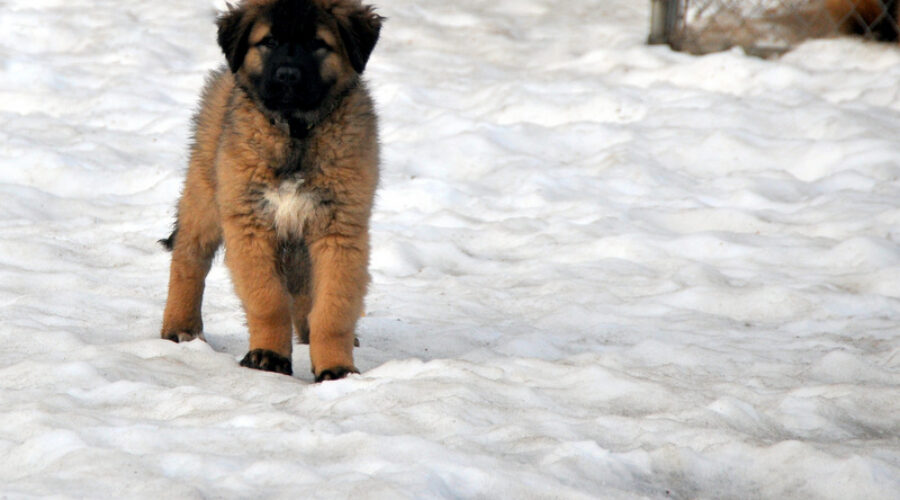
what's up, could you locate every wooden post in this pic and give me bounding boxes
[648,0,669,44]
[648,0,679,45]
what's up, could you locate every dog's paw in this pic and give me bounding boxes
[314,366,359,383]
[240,349,293,375]
[162,331,206,343]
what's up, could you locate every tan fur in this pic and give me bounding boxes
[161,0,380,379]
[249,21,272,45]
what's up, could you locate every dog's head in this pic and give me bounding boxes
[217,0,382,114]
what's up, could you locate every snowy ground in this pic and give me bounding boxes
[1,0,899,498]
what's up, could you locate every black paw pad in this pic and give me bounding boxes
[240,349,293,375]
[315,366,359,383]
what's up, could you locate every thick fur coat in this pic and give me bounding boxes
[160,0,382,381]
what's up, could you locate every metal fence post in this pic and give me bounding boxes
[648,0,674,45]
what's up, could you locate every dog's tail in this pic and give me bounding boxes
[158,226,177,251]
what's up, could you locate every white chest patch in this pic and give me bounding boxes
[262,179,318,239]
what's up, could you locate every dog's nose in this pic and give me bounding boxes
[274,66,301,84]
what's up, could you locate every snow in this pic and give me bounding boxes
[1,0,899,498]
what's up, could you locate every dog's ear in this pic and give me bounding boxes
[335,4,383,74]
[217,5,252,74]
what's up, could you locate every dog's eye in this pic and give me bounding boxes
[258,37,278,49]
[312,39,331,52]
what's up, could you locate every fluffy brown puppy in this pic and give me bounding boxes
[160,0,382,382]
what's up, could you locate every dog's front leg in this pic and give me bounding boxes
[307,234,368,382]
[223,222,294,375]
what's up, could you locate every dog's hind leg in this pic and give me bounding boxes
[291,293,312,345]
[161,173,222,343]
[277,238,313,345]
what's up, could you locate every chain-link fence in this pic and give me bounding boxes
[649,0,899,57]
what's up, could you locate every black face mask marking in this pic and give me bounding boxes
[256,0,334,113]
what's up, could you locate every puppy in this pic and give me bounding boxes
[160,0,382,381]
